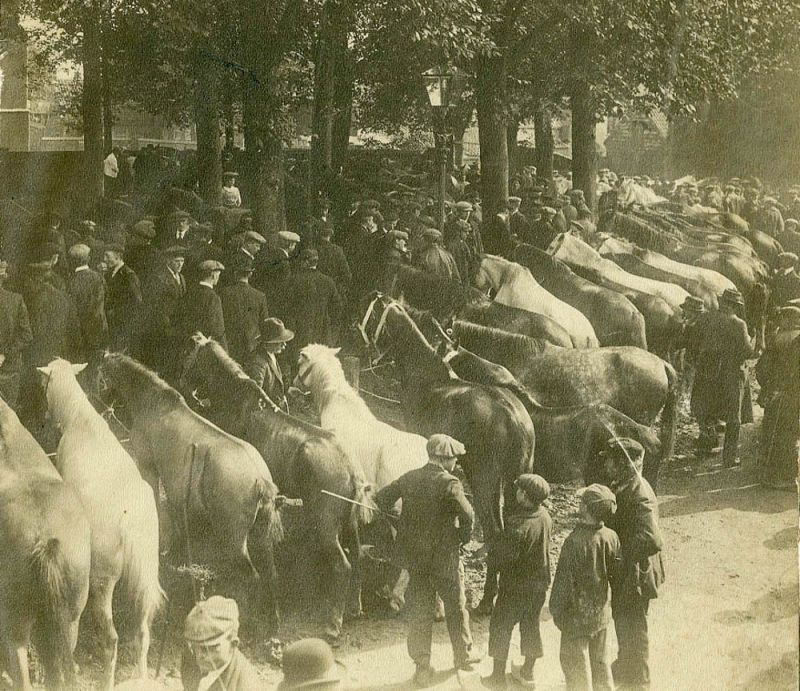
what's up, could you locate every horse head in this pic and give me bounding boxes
[36,360,88,425]
[294,344,343,395]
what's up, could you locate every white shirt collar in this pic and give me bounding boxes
[241,247,254,259]
[74,265,89,273]
[110,263,124,277]
[199,280,215,289]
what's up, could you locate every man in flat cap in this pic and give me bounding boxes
[283,247,343,355]
[104,243,143,351]
[221,230,266,288]
[175,260,227,351]
[507,196,531,245]
[376,433,480,687]
[135,245,187,375]
[686,288,755,464]
[413,229,461,283]
[252,230,300,321]
[66,243,108,363]
[486,474,552,688]
[125,219,161,283]
[0,259,32,408]
[181,596,261,691]
[219,254,270,365]
[755,306,800,489]
[157,209,193,249]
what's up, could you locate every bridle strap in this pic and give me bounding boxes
[372,300,393,347]
[358,294,382,346]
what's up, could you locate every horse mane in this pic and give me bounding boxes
[608,213,675,254]
[107,353,184,408]
[393,264,474,315]
[516,243,575,278]
[452,320,549,358]
[301,344,374,417]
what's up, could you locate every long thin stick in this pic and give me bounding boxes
[320,489,395,519]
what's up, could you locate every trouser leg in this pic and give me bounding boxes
[436,560,472,664]
[487,590,519,662]
[560,633,591,691]
[589,627,613,691]
[613,594,650,687]
[407,570,436,667]
[518,590,546,661]
[722,420,741,466]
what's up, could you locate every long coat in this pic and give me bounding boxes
[135,265,186,373]
[687,309,754,423]
[316,239,352,297]
[219,281,270,364]
[756,328,800,482]
[105,263,142,350]
[243,347,288,412]
[0,286,32,407]
[252,246,294,320]
[67,267,108,359]
[283,268,342,350]
[176,283,227,350]
[414,244,462,283]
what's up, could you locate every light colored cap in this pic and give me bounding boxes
[427,433,466,458]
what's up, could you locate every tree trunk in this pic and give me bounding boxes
[82,11,104,208]
[506,121,519,177]
[311,0,337,196]
[571,80,597,210]
[331,69,352,175]
[475,54,508,219]
[195,63,222,206]
[243,85,286,235]
[534,102,554,189]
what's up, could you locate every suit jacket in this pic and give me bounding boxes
[0,286,32,365]
[509,210,532,241]
[67,267,108,356]
[124,242,163,284]
[283,268,343,348]
[181,648,262,691]
[243,346,287,411]
[315,240,352,295]
[19,277,81,367]
[135,265,186,371]
[219,281,270,363]
[105,263,142,349]
[252,246,294,319]
[176,283,227,350]
[482,213,514,256]
[414,245,462,283]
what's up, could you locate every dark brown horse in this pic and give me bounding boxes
[359,293,536,612]
[178,334,373,640]
[98,353,284,630]
[0,396,91,690]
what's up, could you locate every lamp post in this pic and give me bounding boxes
[422,66,456,232]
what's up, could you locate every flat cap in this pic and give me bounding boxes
[422,228,442,241]
[184,596,239,643]
[68,243,91,261]
[130,220,156,239]
[542,206,558,216]
[600,436,645,463]
[165,245,188,257]
[508,196,522,204]
[778,305,800,323]
[103,242,125,255]
[361,199,381,209]
[578,483,617,518]
[299,247,319,262]
[198,259,225,272]
[721,288,745,306]
[167,209,191,220]
[777,252,798,268]
[681,295,705,313]
[427,433,466,458]
[222,170,239,178]
[514,474,551,504]
[455,201,473,211]
[244,230,266,245]
[278,230,301,243]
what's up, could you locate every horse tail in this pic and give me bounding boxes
[120,495,166,630]
[31,538,79,688]
[659,360,679,472]
[258,478,285,545]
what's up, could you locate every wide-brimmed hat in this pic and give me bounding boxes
[277,638,344,690]
[184,596,239,643]
[261,318,294,344]
[426,434,465,458]
[721,288,745,306]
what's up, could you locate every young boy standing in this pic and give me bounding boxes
[485,474,552,688]
[549,484,621,691]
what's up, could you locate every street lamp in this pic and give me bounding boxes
[422,66,456,232]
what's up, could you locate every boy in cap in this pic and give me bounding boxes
[181,596,261,691]
[484,474,552,688]
[375,433,480,687]
[278,638,344,689]
[549,485,620,691]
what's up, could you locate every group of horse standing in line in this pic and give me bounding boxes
[0,196,775,690]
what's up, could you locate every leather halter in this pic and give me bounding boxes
[359,294,393,348]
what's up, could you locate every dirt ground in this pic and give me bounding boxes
[18,374,797,690]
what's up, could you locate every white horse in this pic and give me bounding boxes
[295,344,428,610]
[38,359,164,690]
[475,254,600,348]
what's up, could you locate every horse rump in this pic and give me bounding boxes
[258,478,285,546]
[30,537,83,688]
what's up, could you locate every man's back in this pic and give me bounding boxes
[219,282,269,362]
[688,309,753,377]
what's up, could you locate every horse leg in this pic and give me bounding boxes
[319,538,352,641]
[342,524,363,621]
[470,473,504,616]
[2,609,33,691]
[134,598,157,679]
[390,569,410,612]
[247,513,281,634]
[90,579,119,691]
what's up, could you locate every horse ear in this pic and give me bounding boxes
[71,363,88,375]
[332,347,341,355]
[36,366,51,377]
[191,332,207,345]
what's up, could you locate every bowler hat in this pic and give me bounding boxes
[184,596,239,643]
[167,209,191,221]
[514,474,550,503]
[261,318,294,344]
[426,434,466,458]
[277,638,344,690]
[600,436,645,464]
[720,288,745,306]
